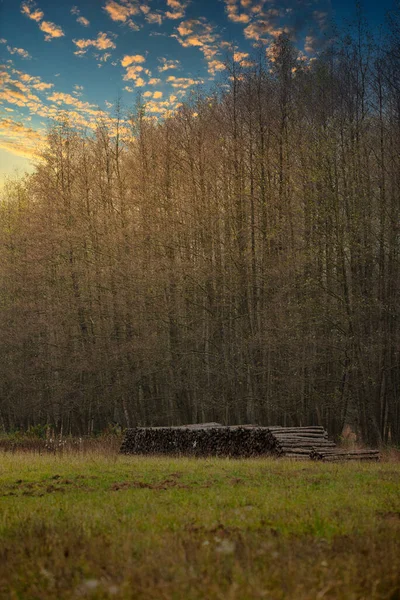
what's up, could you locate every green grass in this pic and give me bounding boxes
[0,453,399,599]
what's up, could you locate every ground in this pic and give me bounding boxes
[0,452,399,599]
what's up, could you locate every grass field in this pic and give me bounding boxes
[0,452,399,600]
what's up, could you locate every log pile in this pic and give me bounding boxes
[120,424,275,457]
[310,448,380,462]
[270,426,335,459]
[120,424,337,459]
[120,424,380,461]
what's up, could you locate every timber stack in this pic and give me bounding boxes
[268,426,336,459]
[120,424,349,459]
[310,448,380,461]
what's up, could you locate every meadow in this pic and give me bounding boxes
[0,451,399,600]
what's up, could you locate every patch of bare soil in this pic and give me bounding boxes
[111,478,190,491]
[0,475,97,497]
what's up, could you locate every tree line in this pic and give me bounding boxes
[1,7,399,444]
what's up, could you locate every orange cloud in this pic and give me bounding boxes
[103,0,139,29]
[77,16,90,26]
[47,92,98,112]
[2,41,32,60]
[32,81,54,91]
[0,117,45,159]
[20,0,44,22]
[166,0,188,20]
[224,0,250,24]
[207,60,225,74]
[158,58,180,72]
[73,32,117,55]
[123,65,144,80]
[39,21,65,41]
[167,76,203,89]
[173,19,224,76]
[244,21,284,42]
[121,54,146,67]
[145,12,163,25]
[233,51,249,62]
[71,6,90,27]
[21,1,64,41]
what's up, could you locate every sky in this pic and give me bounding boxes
[0,0,395,183]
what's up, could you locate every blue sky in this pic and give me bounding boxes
[0,0,395,182]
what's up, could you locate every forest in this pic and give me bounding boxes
[0,9,399,446]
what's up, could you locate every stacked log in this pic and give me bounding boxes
[310,448,380,462]
[268,426,334,459]
[120,425,277,457]
[119,424,380,461]
[120,424,329,458]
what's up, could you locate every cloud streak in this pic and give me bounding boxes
[73,32,117,56]
[20,1,65,41]
[0,39,32,60]
[0,117,45,159]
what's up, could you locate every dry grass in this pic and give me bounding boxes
[0,451,399,599]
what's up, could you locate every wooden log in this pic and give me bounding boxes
[310,448,380,462]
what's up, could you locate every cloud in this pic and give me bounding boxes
[0,68,51,111]
[223,0,332,53]
[17,71,53,90]
[244,20,285,42]
[121,54,149,84]
[45,92,106,124]
[47,92,97,111]
[173,18,224,76]
[20,0,44,22]
[39,21,65,41]
[145,12,163,25]
[104,0,138,21]
[123,65,144,80]
[0,62,111,143]
[313,10,330,30]
[96,52,112,66]
[141,93,182,117]
[224,0,250,24]
[21,1,64,41]
[0,40,32,60]
[233,51,249,62]
[121,54,146,67]
[166,75,203,89]
[0,117,45,159]
[103,0,140,29]
[165,0,188,20]
[71,6,90,26]
[32,81,54,90]
[207,60,225,74]
[153,91,163,99]
[158,58,180,72]
[148,77,161,85]
[77,16,90,27]
[73,32,117,55]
